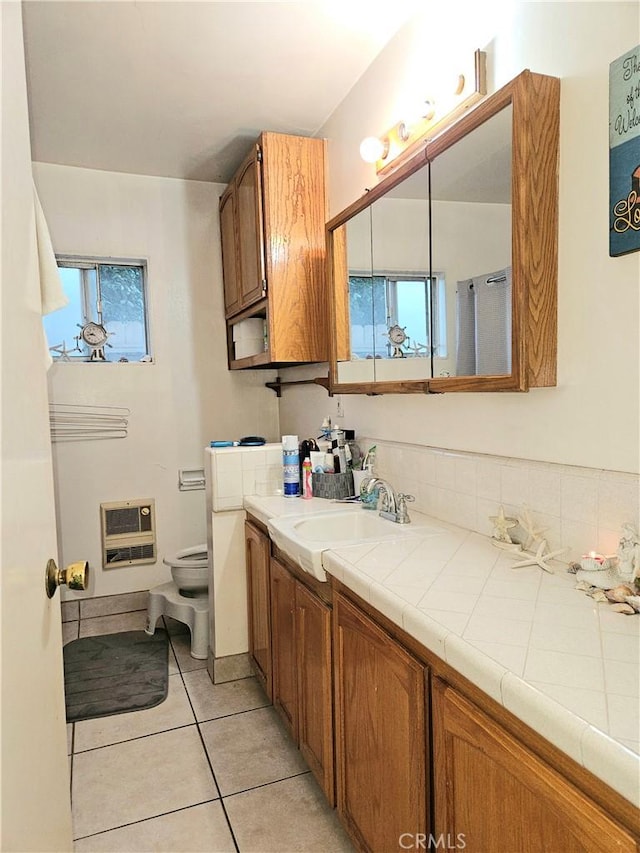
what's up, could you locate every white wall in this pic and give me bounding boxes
[34,163,279,598]
[279,1,640,475]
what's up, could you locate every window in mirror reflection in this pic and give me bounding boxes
[348,273,447,359]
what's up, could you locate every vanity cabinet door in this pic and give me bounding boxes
[235,146,267,310]
[432,678,637,853]
[270,557,298,740]
[334,592,429,852]
[219,186,241,317]
[245,521,272,699]
[296,581,335,806]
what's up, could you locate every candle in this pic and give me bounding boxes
[583,550,605,564]
[580,550,607,571]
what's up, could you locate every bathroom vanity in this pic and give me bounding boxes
[244,496,640,853]
[246,515,335,804]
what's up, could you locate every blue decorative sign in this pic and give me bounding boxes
[609,45,640,257]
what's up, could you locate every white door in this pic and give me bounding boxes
[1,3,73,850]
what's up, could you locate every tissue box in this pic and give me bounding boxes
[234,338,265,359]
[232,318,266,360]
[312,471,354,500]
[232,318,265,341]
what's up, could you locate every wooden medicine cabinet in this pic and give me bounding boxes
[326,70,560,395]
[220,132,328,369]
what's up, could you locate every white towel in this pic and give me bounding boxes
[455,279,476,375]
[474,267,512,375]
[33,182,66,314]
[455,267,512,375]
[32,181,67,366]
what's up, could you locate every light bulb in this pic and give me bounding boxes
[397,121,411,142]
[359,136,389,163]
[422,100,436,121]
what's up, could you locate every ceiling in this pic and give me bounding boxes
[22,1,420,184]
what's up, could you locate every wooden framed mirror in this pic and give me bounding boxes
[326,69,560,395]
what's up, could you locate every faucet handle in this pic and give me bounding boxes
[396,493,415,523]
[397,493,415,505]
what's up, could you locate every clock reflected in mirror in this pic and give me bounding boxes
[386,324,408,358]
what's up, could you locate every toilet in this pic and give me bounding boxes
[165,544,209,595]
[145,544,210,660]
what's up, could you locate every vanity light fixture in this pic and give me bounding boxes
[359,49,487,175]
[359,135,390,164]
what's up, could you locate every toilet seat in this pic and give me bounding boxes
[162,544,208,569]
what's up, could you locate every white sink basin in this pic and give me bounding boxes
[267,508,443,581]
[290,510,411,542]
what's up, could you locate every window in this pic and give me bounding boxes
[348,273,447,359]
[44,258,150,362]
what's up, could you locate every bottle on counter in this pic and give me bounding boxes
[302,458,313,499]
[332,428,348,473]
[282,435,300,497]
[318,416,332,455]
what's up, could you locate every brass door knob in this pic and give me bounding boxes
[45,559,89,599]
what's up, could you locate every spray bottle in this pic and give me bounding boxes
[282,435,300,497]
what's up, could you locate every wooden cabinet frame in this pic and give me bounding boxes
[220,132,329,369]
[326,70,560,395]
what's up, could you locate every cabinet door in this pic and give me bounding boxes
[296,581,335,806]
[245,521,272,699]
[270,557,298,739]
[432,678,637,853]
[235,147,266,310]
[334,593,429,852]
[219,185,241,317]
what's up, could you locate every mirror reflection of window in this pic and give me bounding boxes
[347,274,386,358]
[348,273,447,359]
[430,104,512,377]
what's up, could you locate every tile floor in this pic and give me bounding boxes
[64,603,353,852]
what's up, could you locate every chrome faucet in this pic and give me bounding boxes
[364,479,415,524]
[365,478,396,515]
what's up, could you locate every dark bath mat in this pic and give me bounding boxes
[63,630,169,723]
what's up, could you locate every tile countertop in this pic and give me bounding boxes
[243,495,640,808]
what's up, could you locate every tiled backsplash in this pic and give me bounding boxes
[206,441,639,565]
[362,438,639,564]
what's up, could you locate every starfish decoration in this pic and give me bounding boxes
[517,505,548,551]
[49,340,80,361]
[407,341,428,358]
[510,539,568,574]
[489,505,518,543]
